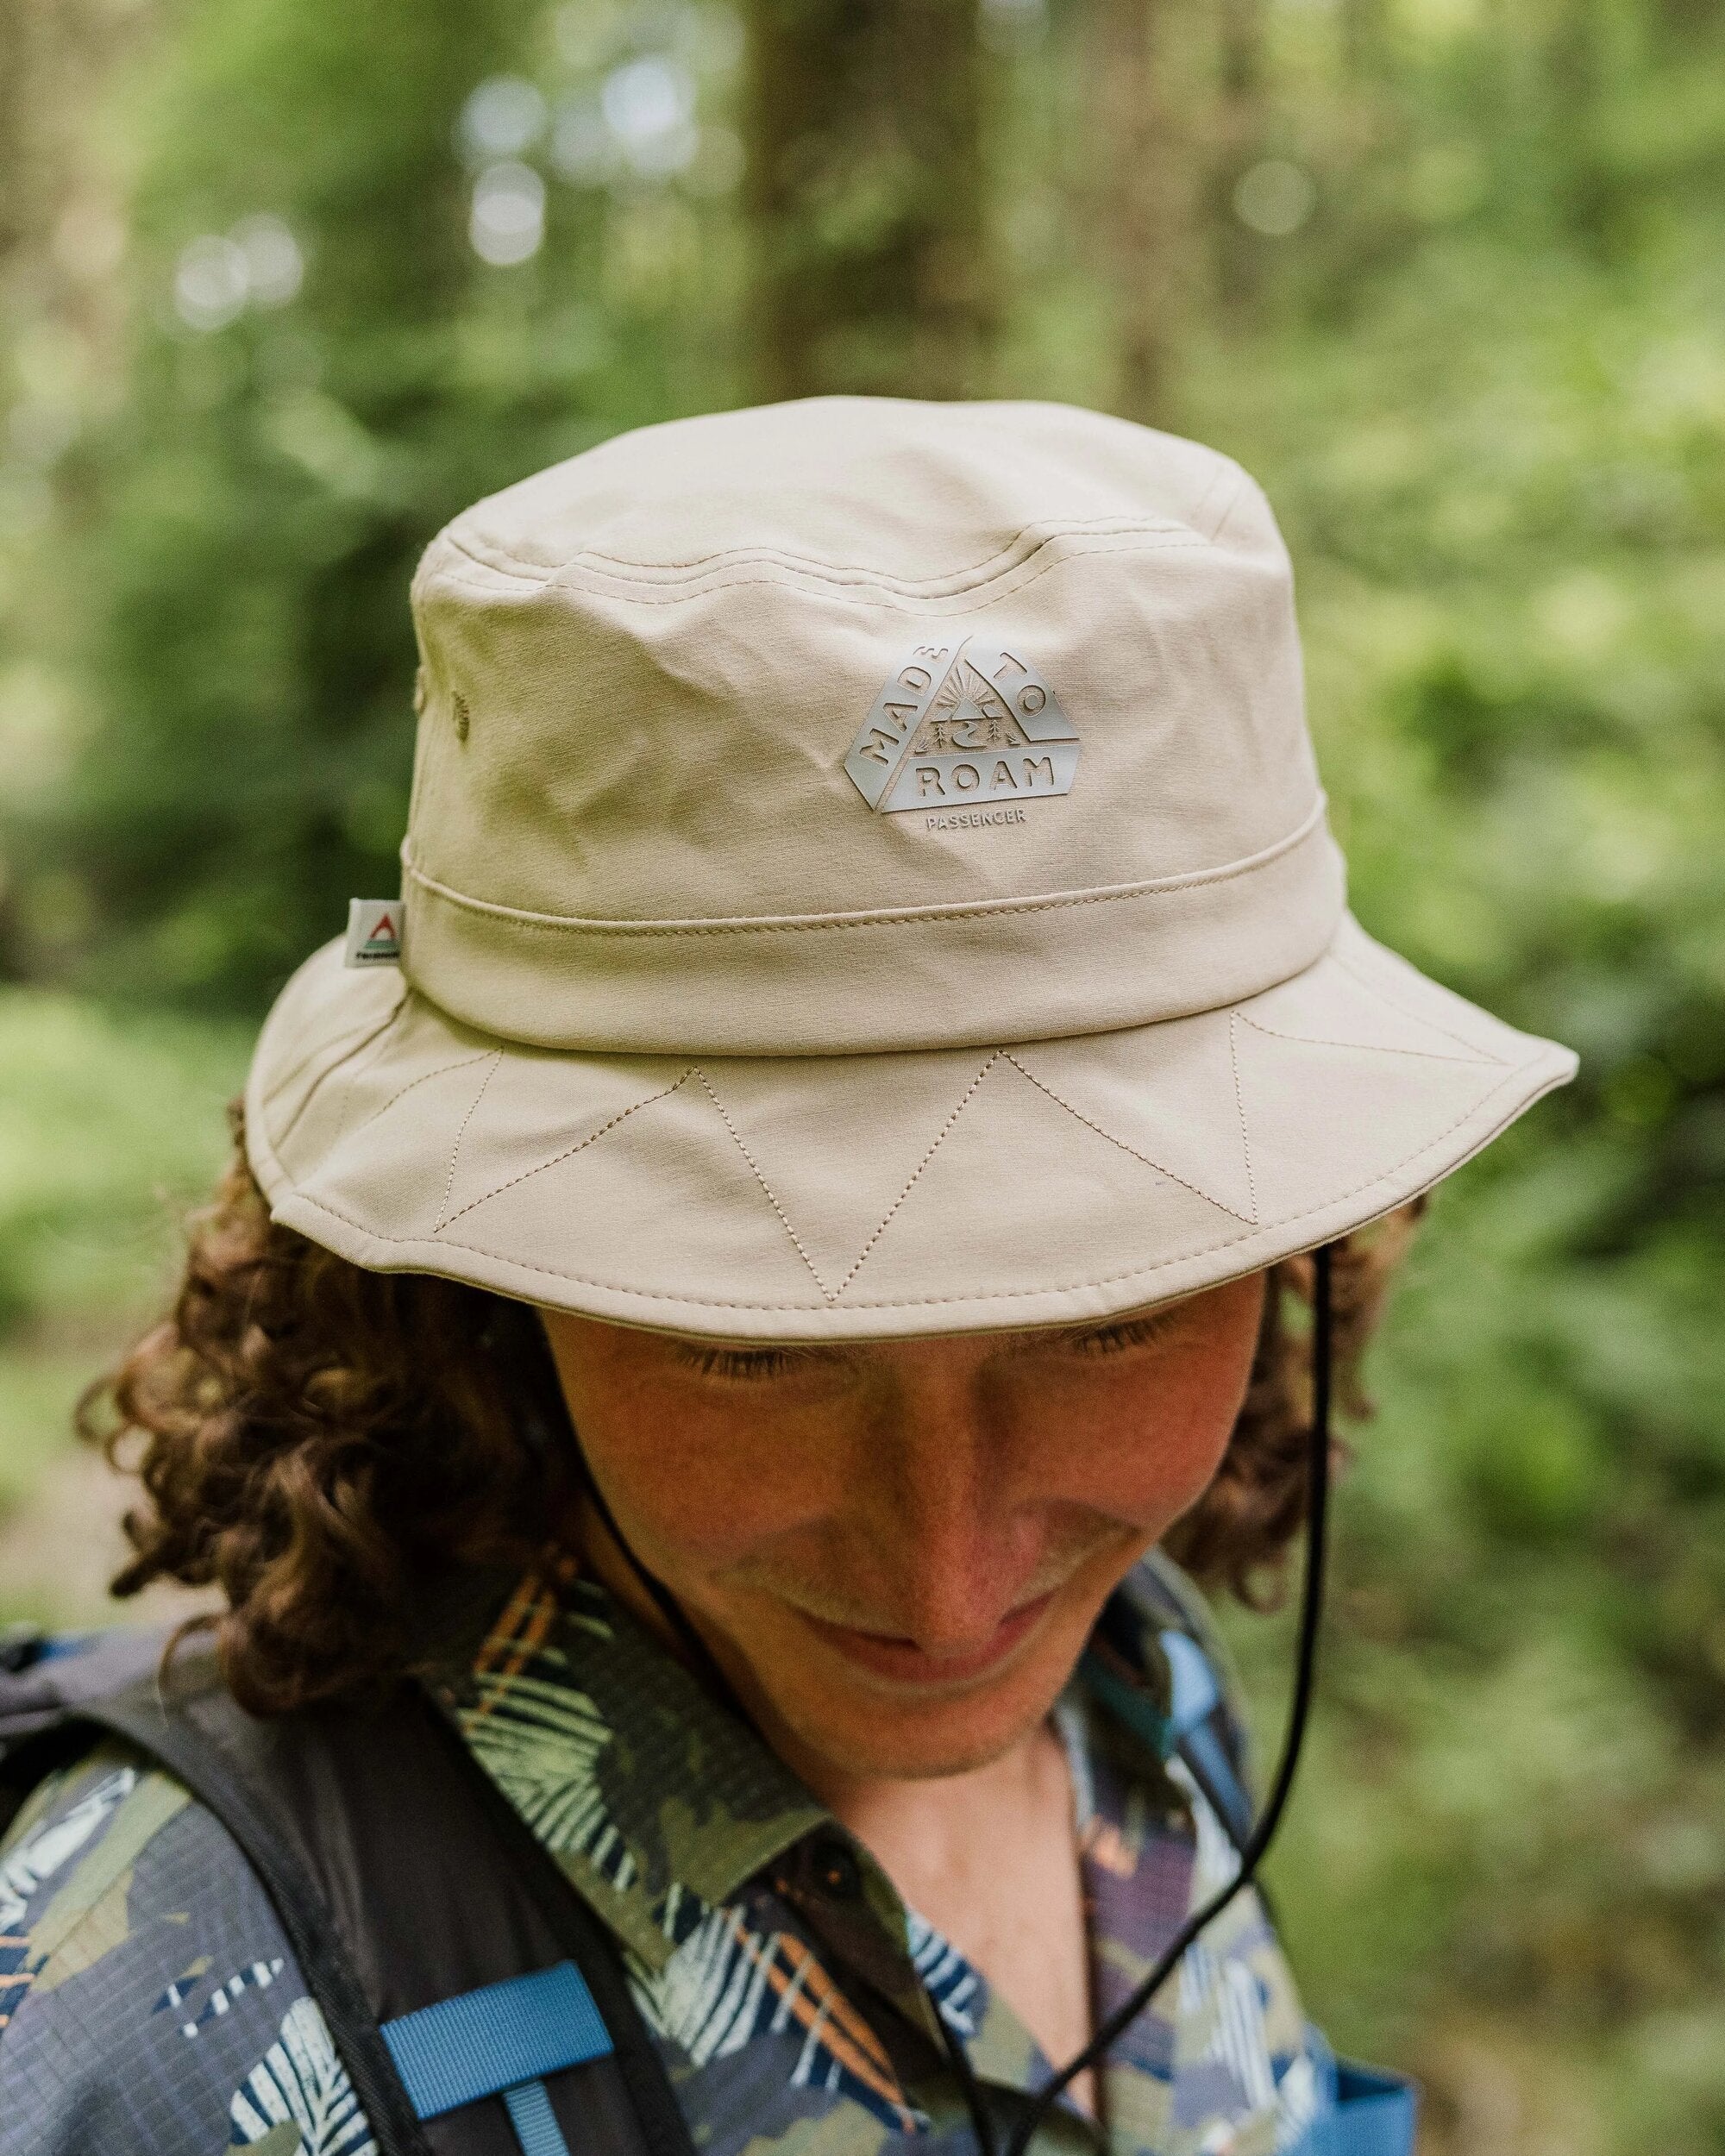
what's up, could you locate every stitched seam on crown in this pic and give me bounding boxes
[1235,1012,1496,1062]
[967,536,1219,620]
[835,1056,1000,1296]
[281,1056,1561,1309]
[1208,473,1268,550]
[568,515,1175,587]
[267,1000,408,1156]
[399,799,1328,938]
[434,1050,504,1234]
[1001,1054,1257,1226]
[438,516,1194,599]
[423,534,1217,616]
[1195,462,1249,542]
[1327,948,1510,1064]
[693,1069,834,1301]
[436,1070,698,1232]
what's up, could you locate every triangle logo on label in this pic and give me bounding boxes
[344,898,404,968]
[844,636,1080,817]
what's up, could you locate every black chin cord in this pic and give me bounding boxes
[973,1244,1339,2156]
[505,1308,757,1727]
[576,1463,757,1729]
[536,1249,1337,2156]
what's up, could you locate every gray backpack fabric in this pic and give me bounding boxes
[0,1622,696,2156]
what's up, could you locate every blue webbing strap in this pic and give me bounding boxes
[380,1961,614,2156]
[1085,1631,1416,2155]
[1078,1629,1257,1852]
[28,1633,97,1664]
[1292,2062,1419,2156]
[504,2078,577,2156]
[1156,1630,1257,1850]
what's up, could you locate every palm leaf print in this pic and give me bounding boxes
[905,1910,981,2039]
[455,1669,637,1894]
[1207,1955,1276,2111]
[450,1570,642,1895]
[174,1955,287,2037]
[228,1995,379,2154]
[0,1766,136,1931]
[631,1907,922,2132]
[1271,2046,1324,2152]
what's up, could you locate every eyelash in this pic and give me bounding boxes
[1063,1313,1176,1357]
[685,1346,808,1382]
[681,1314,1174,1382]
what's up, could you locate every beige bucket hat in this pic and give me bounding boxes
[245,397,1576,1340]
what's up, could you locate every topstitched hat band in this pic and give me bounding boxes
[397,798,1342,1058]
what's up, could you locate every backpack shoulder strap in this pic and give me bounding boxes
[1082,1554,1258,1854]
[1156,1629,1257,1852]
[89,1665,438,2156]
[3,1631,695,2156]
[0,1622,181,1849]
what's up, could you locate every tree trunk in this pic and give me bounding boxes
[1339,0,1388,85]
[1212,0,1266,313]
[743,0,994,402]
[1093,0,1187,425]
[1549,0,1611,248]
[0,0,25,267]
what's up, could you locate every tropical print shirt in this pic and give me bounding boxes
[0,1552,1337,2156]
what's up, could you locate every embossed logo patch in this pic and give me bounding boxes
[844,638,1079,816]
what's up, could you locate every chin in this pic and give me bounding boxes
[761,1648,1072,1783]
[789,1705,1048,1783]
[704,1541,1146,1785]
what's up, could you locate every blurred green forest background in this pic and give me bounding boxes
[2,0,1722,2147]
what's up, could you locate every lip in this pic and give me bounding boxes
[798,1591,1057,1689]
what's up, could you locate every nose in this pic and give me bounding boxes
[861,1350,1044,1656]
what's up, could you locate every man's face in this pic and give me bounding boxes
[540,1275,1265,1787]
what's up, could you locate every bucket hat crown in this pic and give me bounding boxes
[247,397,1575,1338]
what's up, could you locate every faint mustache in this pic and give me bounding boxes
[729,1519,1123,1637]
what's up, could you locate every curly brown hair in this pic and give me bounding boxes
[82,1105,1423,1717]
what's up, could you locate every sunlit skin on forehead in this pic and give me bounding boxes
[540,1272,1265,1789]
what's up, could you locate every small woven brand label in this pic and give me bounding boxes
[344,899,403,968]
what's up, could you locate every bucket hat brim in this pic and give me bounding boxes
[245,912,1575,1342]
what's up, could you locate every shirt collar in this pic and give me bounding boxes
[425,1552,1201,1977]
[426,1557,827,1971]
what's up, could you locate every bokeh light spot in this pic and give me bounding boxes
[460,76,549,163]
[232,215,304,309]
[602,55,698,177]
[470,161,547,266]
[1234,160,1317,236]
[174,235,249,331]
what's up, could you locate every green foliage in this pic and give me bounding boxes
[0,989,248,1617]
[4,0,745,1006]
[1175,78,1725,2137]
[1,0,1722,2145]
[0,988,249,1326]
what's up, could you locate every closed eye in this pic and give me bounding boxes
[674,1313,1179,1381]
[1054,1312,1181,1357]
[677,1344,823,1382]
